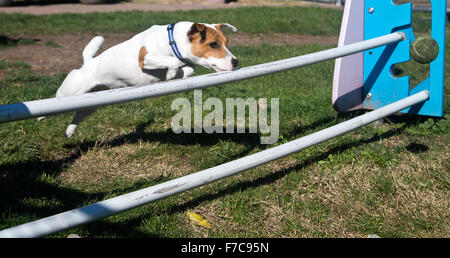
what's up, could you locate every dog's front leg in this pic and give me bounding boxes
[180,65,195,79]
[165,64,196,80]
[66,109,97,138]
[166,65,195,80]
[139,51,183,80]
[166,67,180,80]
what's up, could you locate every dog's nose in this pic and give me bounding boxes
[232,58,239,68]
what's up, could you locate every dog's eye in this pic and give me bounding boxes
[209,42,219,49]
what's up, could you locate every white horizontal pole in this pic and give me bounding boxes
[0,32,405,123]
[0,90,429,238]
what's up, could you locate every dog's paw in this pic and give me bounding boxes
[65,124,77,138]
[166,68,179,80]
[181,66,195,78]
[36,116,47,122]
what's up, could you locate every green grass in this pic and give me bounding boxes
[0,7,341,36]
[0,7,448,238]
[0,6,433,37]
[1,42,448,238]
[43,40,62,48]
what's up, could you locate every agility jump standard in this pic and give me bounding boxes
[0,0,446,237]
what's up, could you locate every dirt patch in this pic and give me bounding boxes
[0,33,134,75]
[0,32,337,76]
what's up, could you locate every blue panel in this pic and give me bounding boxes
[363,0,412,111]
[408,0,446,117]
[363,0,446,117]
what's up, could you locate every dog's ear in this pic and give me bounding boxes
[213,23,238,33]
[188,23,207,42]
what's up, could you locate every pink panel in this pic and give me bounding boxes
[332,0,364,112]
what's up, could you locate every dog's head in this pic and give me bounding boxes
[187,23,238,72]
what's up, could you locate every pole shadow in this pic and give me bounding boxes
[0,111,428,237]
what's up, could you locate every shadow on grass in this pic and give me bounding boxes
[0,112,430,237]
[64,120,262,151]
[0,35,40,48]
[0,119,263,237]
[161,124,404,217]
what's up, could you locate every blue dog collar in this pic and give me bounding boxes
[167,23,194,66]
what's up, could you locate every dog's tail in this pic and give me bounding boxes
[82,36,104,64]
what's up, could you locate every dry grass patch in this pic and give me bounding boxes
[284,164,368,237]
[264,157,298,173]
[58,142,193,192]
[267,135,450,237]
[185,201,239,237]
[324,151,446,237]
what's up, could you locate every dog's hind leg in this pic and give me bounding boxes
[65,108,97,138]
[36,70,84,122]
[56,69,98,138]
[60,37,104,137]
[37,37,104,123]
[60,77,98,138]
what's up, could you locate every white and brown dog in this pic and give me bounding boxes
[42,22,239,138]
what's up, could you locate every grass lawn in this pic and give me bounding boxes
[0,6,449,238]
[0,6,433,36]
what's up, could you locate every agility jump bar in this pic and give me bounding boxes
[0,32,405,123]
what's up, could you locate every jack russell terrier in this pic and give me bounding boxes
[40,22,239,138]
